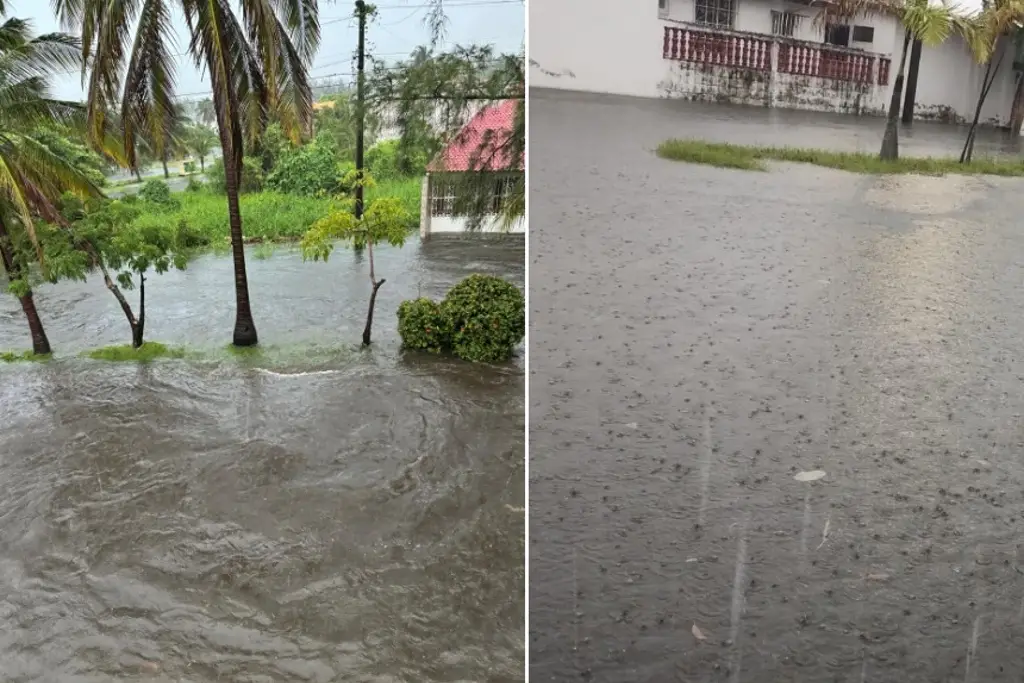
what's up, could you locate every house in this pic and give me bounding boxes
[420,100,525,236]
[530,0,1024,130]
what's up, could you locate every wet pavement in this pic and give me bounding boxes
[0,235,525,682]
[529,88,1024,682]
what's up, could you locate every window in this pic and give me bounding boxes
[694,0,735,29]
[852,25,874,43]
[658,0,669,18]
[771,10,803,37]
[492,176,518,214]
[825,23,850,46]
[430,179,456,216]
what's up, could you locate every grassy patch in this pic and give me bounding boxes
[128,176,422,247]
[0,350,50,363]
[655,139,1024,177]
[86,342,187,361]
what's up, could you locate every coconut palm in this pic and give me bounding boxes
[960,0,1023,162]
[54,0,320,347]
[184,123,219,171]
[0,15,105,355]
[822,0,980,160]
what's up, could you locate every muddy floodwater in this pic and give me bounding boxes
[0,236,525,682]
[530,89,1024,682]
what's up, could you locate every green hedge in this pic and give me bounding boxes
[397,274,525,363]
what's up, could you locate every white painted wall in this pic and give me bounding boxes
[428,215,526,234]
[530,0,1020,126]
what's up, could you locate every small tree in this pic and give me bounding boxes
[78,200,191,348]
[184,123,219,172]
[301,172,410,346]
[821,0,977,160]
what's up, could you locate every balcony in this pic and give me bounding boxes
[663,24,892,87]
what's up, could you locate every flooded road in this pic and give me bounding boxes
[530,89,1024,682]
[0,236,525,682]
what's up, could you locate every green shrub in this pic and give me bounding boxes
[206,156,265,194]
[397,298,451,353]
[266,135,342,197]
[366,139,401,181]
[186,176,204,193]
[183,161,197,174]
[139,179,176,206]
[442,274,525,363]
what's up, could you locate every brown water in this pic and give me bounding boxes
[530,89,1024,682]
[0,236,525,682]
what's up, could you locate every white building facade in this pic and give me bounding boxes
[530,0,1023,127]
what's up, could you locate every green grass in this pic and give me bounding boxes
[129,176,422,246]
[85,342,187,361]
[0,350,50,363]
[655,139,1024,177]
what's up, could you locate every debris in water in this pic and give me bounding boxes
[816,515,831,550]
[625,422,638,429]
[692,623,707,641]
[795,470,826,482]
[505,504,525,513]
[686,557,699,563]
[866,573,890,581]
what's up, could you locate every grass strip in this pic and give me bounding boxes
[655,139,1024,177]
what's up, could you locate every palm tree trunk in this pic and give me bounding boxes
[0,216,51,355]
[881,29,912,161]
[200,155,205,172]
[225,151,258,347]
[961,49,1005,163]
[162,157,170,179]
[361,240,385,346]
[133,274,146,348]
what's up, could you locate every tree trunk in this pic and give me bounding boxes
[162,158,170,179]
[880,29,912,161]
[1010,74,1024,136]
[225,151,258,347]
[361,241,384,346]
[132,274,146,348]
[101,266,140,346]
[961,50,1004,163]
[0,216,51,355]
[134,168,143,182]
[200,155,206,172]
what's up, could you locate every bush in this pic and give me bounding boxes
[206,156,265,194]
[397,298,451,353]
[397,274,524,363]
[186,176,204,193]
[183,161,197,174]
[443,274,525,363]
[366,139,401,181]
[266,135,342,197]
[139,179,176,206]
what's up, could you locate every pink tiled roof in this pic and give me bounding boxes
[427,100,522,173]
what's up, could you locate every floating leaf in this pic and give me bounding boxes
[692,624,707,641]
[794,470,826,482]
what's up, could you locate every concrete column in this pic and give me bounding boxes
[767,40,779,108]
[419,174,431,239]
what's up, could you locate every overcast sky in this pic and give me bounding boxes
[9,0,524,102]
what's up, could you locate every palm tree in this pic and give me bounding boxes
[184,123,219,171]
[0,15,104,355]
[822,0,978,160]
[55,0,320,347]
[960,0,1022,162]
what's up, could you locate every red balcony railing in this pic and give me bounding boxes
[663,25,892,86]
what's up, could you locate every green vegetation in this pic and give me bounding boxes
[655,139,1024,177]
[0,350,51,363]
[85,342,187,362]
[398,274,525,363]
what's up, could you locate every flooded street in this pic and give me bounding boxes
[0,236,525,682]
[530,89,1024,682]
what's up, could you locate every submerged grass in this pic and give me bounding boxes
[656,139,1024,177]
[86,342,187,361]
[0,350,50,363]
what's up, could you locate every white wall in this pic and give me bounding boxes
[428,215,526,234]
[530,0,1015,126]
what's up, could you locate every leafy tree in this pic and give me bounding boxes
[313,92,380,160]
[822,0,979,160]
[301,172,411,346]
[370,44,524,230]
[195,98,216,127]
[0,15,105,355]
[57,0,321,347]
[183,123,218,172]
[266,133,343,196]
[207,156,265,194]
[256,121,294,171]
[76,200,191,348]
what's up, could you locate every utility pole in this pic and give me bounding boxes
[354,0,367,220]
